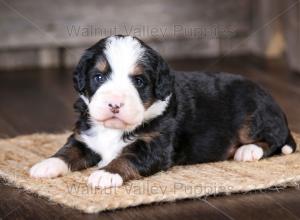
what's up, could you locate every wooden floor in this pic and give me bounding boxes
[0,56,300,220]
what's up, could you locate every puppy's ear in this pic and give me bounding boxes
[73,51,93,94]
[154,56,173,101]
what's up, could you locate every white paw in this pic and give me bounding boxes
[281,145,293,155]
[29,157,69,178]
[234,144,263,162]
[87,170,123,189]
[97,160,110,169]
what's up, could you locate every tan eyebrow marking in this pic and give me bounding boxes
[131,64,144,76]
[96,57,108,73]
[103,157,141,182]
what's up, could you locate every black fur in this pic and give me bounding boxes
[138,39,174,101]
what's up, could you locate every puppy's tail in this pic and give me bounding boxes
[281,132,297,155]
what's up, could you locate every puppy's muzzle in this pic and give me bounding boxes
[108,102,124,114]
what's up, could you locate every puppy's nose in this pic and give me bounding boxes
[108,102,124,114]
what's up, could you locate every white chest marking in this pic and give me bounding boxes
[80,125,133,166]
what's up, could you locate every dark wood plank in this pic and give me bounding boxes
[261,187,300,218]
[0,117,18,138]
[0,69,75,136]
[205,189,300,220]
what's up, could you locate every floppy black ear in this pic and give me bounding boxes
[73,51,93,94]
[154,56,173,101]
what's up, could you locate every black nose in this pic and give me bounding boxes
[108,103,124,114]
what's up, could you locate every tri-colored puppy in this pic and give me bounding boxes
[29,35,296,188]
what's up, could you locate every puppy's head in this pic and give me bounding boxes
[74,35,173,131]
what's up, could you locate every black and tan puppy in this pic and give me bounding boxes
[29,35,296,188]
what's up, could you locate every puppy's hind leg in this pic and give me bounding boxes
[234,115,265,162]
[234,135,296,162]
[234,109,296,161]
[234,143,264,162]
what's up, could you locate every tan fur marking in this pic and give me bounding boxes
[131,64,144,76]
[143,98,155,110]
[139,132,160,143]
[96,57,108,72]
[57,146,87,171]
[255,141,270,153]
[103,158,141,182]
[226,144,238,159]
[131,64,154,109]
[238,115,254,144]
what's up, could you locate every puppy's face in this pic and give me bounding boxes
[74,35,173,131]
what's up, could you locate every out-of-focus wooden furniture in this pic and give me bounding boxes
[0,0,298,72]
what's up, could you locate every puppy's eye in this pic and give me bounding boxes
[134,76,145,88]
[94,74,105,83]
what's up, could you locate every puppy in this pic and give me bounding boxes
[29,35,296,188]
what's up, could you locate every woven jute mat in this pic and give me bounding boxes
[0,132,300,213]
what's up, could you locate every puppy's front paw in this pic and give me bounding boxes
[29,157,69,178]
[234,144,263,162]
[97,160,110,169]
[87,170,123,189]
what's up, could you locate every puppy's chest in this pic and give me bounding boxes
[80,126,132,163]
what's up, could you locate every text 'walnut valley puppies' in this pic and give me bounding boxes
[29,35,296,189]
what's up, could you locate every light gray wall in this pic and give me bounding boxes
[0,0,252,69]
[0,0,298,71]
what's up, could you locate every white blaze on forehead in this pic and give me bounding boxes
[104,36,144,75]
[88,36,146,131]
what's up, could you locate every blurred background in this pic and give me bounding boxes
[0,0,299,136]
